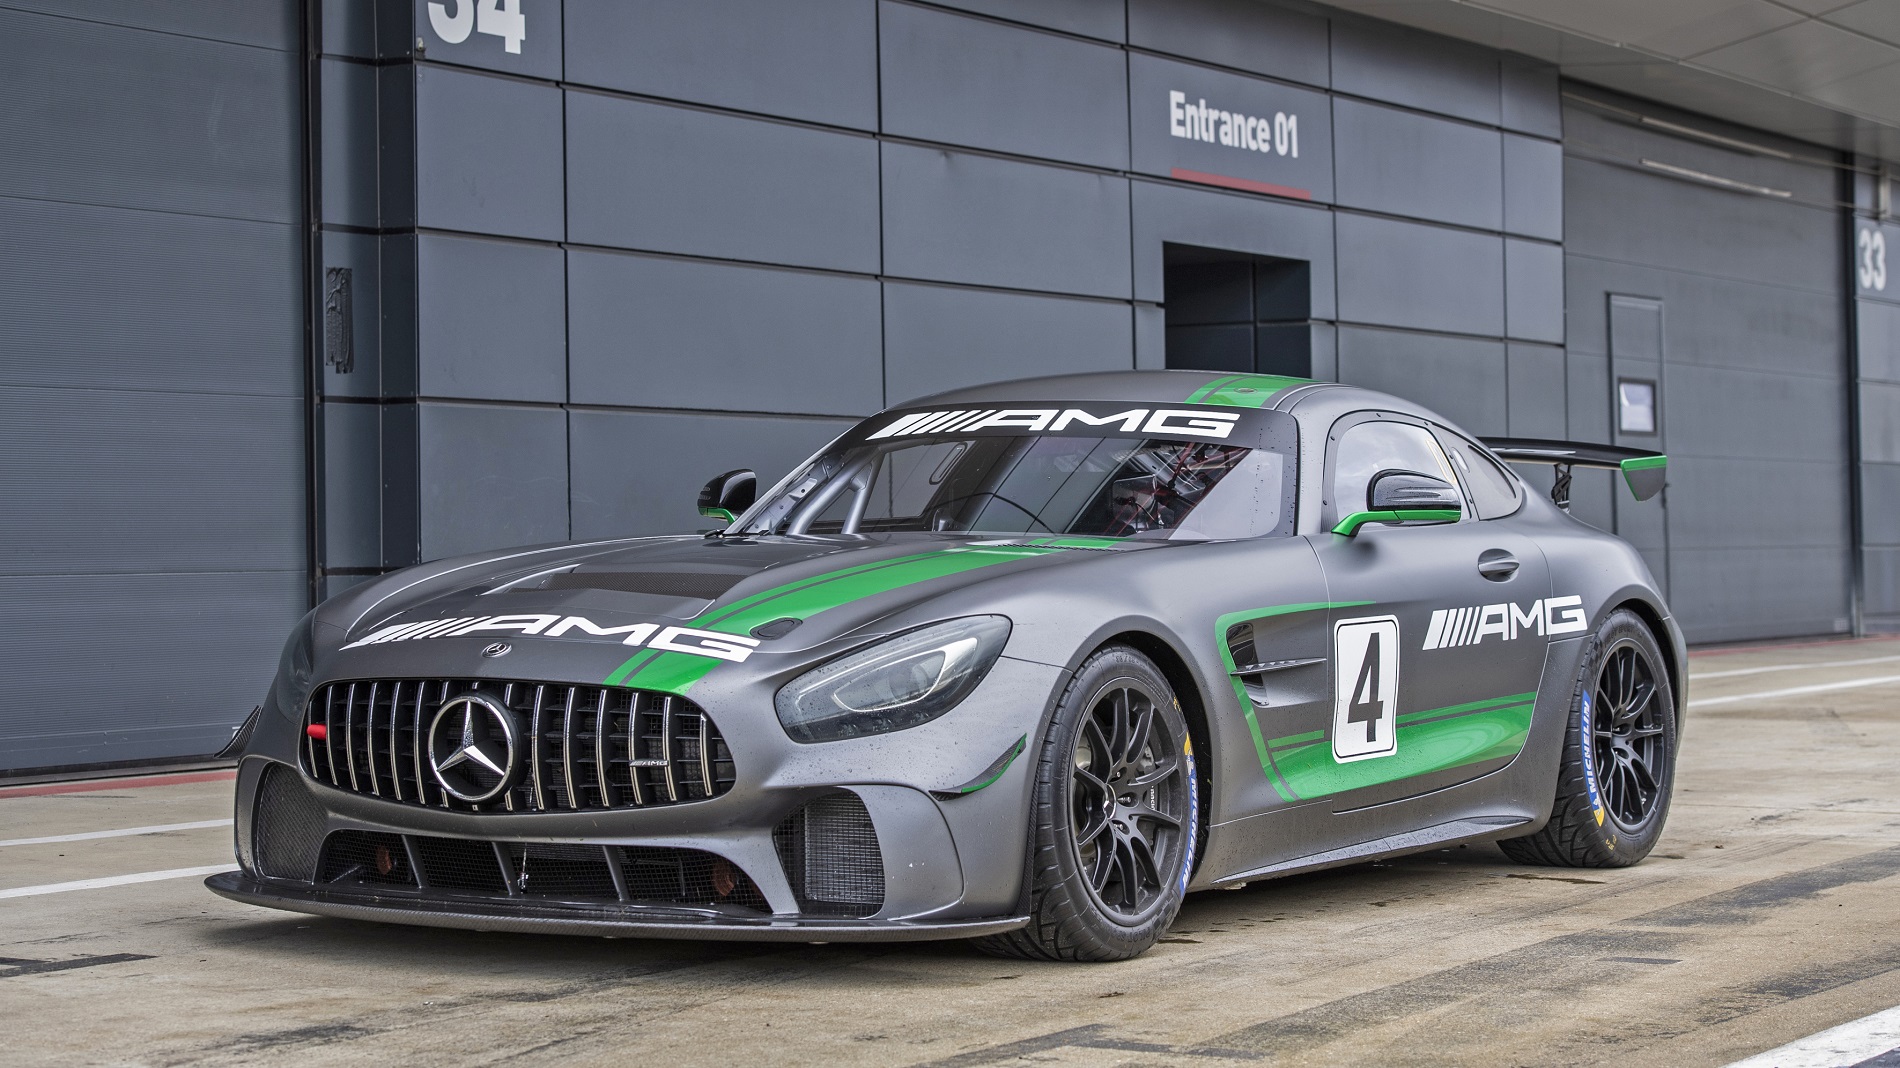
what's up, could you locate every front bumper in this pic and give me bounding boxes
[205,871,1027,941]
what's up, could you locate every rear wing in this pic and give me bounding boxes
[1479,437,1666,511]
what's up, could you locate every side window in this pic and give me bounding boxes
[1433,430,1522,520]
[1329,419,1457,520]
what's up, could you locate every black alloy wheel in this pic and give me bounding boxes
[1068,679,1191,923]
[1500,607,1677,869]
[975,645,1199,961]
[1590,639,1669,832]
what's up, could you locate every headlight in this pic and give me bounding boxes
[267,608,319,720]
[775,616,1011,743]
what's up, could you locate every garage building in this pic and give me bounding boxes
[5,0,1898,772]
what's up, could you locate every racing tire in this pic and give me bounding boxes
[1500,608,1677,868]
[975,645,1199,962]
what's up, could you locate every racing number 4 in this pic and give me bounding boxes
[1333,616,1400,762]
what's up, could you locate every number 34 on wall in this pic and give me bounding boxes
[429,0,526,55]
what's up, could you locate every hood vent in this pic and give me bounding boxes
[537,571,747,600]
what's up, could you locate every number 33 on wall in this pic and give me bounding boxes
[1859,226,1887,292]
[1333,617,1400,763]
[429,0,526,54]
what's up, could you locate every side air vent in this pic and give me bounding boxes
[252,764,329,881]
[773,793,885,918]
[536,571,747,599]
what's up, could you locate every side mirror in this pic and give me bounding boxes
[697,469,756,524]
[1333,470,1463,536]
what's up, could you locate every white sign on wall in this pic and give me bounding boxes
[428,0,527,53]
[1168,90,1299,158]
[1858,224,1887,293]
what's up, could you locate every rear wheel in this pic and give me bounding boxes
[1500,608,1677,868]
[975,646,1198,961]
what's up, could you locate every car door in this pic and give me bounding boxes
[1298,413,1552,810]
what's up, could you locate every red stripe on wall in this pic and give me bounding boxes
[0,770,236,800]
[1169,167,1312,201]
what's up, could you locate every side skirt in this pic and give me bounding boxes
[1210,815,1531,886]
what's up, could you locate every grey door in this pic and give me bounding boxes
[1303,414,1552,809]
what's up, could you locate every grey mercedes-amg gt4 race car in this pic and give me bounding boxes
[209,370,1681,961]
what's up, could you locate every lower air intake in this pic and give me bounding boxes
[773,793,885,918]
[252,764,328,881]
[311,830,768,911]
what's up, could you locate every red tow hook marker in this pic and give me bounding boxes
[306,724,328,741]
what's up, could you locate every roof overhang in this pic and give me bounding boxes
[1312,0,1900,166]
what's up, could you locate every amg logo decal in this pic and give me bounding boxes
[1422,596,1587,650]
[866,407,1241,441]
[340,615,761,663]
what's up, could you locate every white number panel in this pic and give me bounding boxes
[1333,615,1400,762]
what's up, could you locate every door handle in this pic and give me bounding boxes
[1477,549,1519,581]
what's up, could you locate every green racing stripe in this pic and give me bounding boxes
[1184,374,1312,407]
[602,544,1062,694]
[1269,691,1536,799]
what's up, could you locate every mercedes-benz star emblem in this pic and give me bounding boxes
[480,642,511,658]
[427,693,518,803]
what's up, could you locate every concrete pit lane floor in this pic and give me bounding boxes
[6,638,1900,1068]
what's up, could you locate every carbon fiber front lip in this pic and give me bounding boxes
[205,872,1028,942]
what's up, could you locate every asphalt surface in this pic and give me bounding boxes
[5,637,1900,1067]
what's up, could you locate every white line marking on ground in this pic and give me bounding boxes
[1722,1003,1900,1067]
[1689,674,1900,709]
[0,819,232,849]
[0,864,238,900]
[1691,653,1900,681]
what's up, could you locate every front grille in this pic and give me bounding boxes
[252,764,328,881]
[774,793,885,918]
[312,830,769,911]
[301,679,736,813]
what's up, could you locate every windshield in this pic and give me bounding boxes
[733,433,1286,539]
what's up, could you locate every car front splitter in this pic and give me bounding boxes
[205,871,1029,942]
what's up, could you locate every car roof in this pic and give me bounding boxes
[902,370,1446,425]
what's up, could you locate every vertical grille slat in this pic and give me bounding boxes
[660,696,679,803]
[387,681,404,802]
[529,684,547,810]
[697,714,713,801]
[300,678,732,814]
[410,680,428,806]
[561,687,580,811]
[343,682,360,792]
[363,682,382,797]
[594,689,617,808]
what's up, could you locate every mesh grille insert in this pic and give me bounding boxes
[412,836,509,895]
[300,679,736,814]
[253,764,328,881]
[318,830,414,887]
[774,793,885,918]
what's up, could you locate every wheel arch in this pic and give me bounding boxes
[1089,628,1213,881]
[1607,596,1683,715]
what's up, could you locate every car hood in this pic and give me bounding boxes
[316,532,1169,692]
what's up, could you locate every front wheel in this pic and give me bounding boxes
[975,646,1198,961]
[1500,608,1677,868]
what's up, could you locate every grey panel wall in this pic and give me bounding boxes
[1855,221,1900,626]
[0,3,303,770]
[1563,91,1851,642]
[571,410,854,538]
[331,0,1571,603]
[567,249,883,416]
